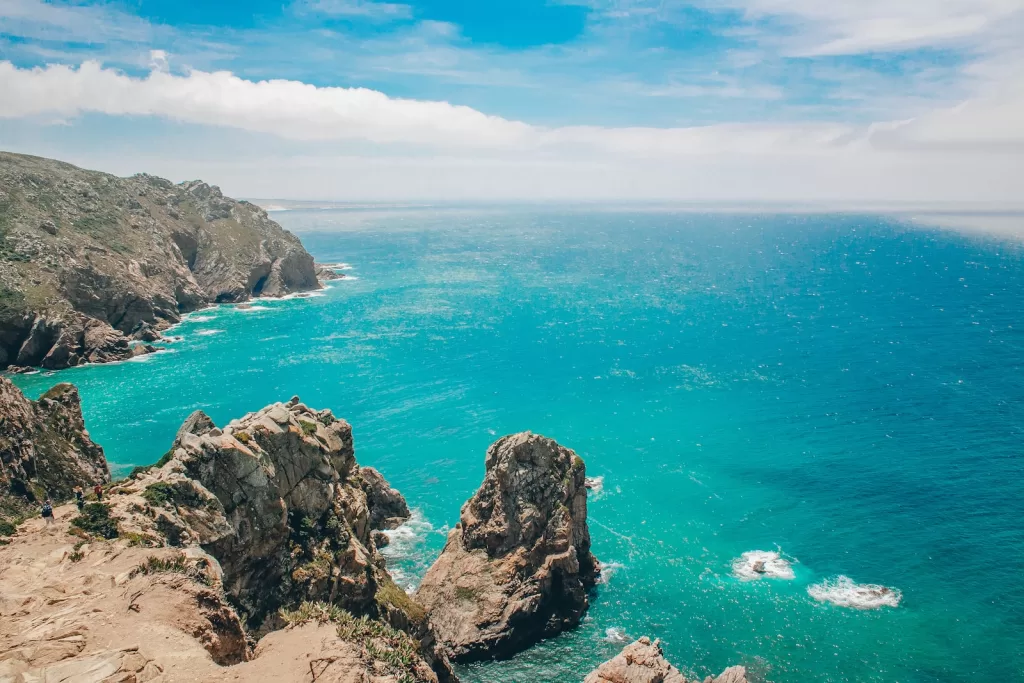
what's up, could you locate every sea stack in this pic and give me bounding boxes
[585,638,749,683]
[416,432,599,661]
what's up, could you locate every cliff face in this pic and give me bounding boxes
[0,152,320,369]
[104,397,456,681]
[0,389,457,683]
[585,638,749,683]
[0,377,109,533]
[416,432,599,662]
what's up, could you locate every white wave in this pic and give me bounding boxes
[195,329,224,336]
[585,475,605,499]
[188,314,216,323]
[320,262,354,270]
[380,510,435,592]
[603,626,630,644]
[808,576,902,609]
[234,305,270,312]
[732,550,796,581]
[597,560,624,584]
[263,204,290,212]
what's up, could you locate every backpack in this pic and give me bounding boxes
[41,503,53,517]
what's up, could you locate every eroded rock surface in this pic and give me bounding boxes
[584,638,749,683]
[0,378,109,532]
[416,432,599,661]
[103,397,454,680]
[0,152,323,369]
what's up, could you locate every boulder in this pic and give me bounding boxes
[584,637,749,683]
[361,466,411,530]
[416,432,599,661]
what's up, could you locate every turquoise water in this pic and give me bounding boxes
[12,208,1024,683]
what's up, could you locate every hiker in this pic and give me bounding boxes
[41,499,54,526]
[93,484,103,502]
[74,486,85,511]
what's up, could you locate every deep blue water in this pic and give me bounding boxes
[13,208,1024,682]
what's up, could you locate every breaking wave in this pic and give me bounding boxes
[732,550,796,581]
[807,576,902,609]
[603,626,630,643]
[585,475,605,499]
[379,510,435,592]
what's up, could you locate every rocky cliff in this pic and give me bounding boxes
[0,387,457,682]
[0,152,321,370]
[416,432,599,662]
[0,377,109,534]
[585,638,749,683]
[101,396,456,681]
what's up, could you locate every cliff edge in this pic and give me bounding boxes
[0,152,321,370]
[416,432,599,662]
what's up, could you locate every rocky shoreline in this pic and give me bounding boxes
[0,379,749,682]
[0,152,331,371]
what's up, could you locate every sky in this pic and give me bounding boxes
[0,0,1022,201]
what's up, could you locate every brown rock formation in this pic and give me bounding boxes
[104,397,454,680]
[416,432,599,662]
[0,390,456,682]
[584,638,748,683]
[361,466,412,531]
[0,152,323,369]
[0,378,109,533]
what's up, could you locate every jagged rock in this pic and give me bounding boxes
[131,322,162,342]
[584,637,749,683]
[0,152,320,370]
[361,466,411,530]
[106,398,457,681]
[416,432,599,662]
[0,378,109,505]
[315,264,345,282]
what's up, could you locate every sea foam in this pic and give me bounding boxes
[379,510,435,592]
[732,550,796,581]
[807,576,902,609]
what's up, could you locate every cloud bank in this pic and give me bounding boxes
[0,58,1021,201]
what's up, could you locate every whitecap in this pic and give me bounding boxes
[732,550,796,581]
[585,475,605,499]
[188,315,215,323]
[603,626,630,644]
[807,576,902,609]
[597,560,624,584]
[380,510,434,591]
[195,329,224,336]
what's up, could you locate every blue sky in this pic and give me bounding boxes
[0,0,1022,200]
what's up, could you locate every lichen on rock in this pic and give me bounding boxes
[416,431,600,662]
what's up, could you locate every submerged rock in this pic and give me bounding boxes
[585,637,748,683]
[416,432,599,661]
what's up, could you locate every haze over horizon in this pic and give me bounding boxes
[1,0,1022,202]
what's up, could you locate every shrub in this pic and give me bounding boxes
[70,503,119,539]
[142,481,214,510]
[130,553,211,585]
[298,420,318,437]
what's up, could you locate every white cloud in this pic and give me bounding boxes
[706,0,1024,55]
[0,59,1021,202]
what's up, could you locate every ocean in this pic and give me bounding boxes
[12,207,1024,682]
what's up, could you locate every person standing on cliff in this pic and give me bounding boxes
[41,499,54,527]
[93,484,103,502]
[74,486,85,511]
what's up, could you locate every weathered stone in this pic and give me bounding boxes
[361,466,411,530]
[0,378,110,505]
[585,638,749,683]
[416,432,599,661]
